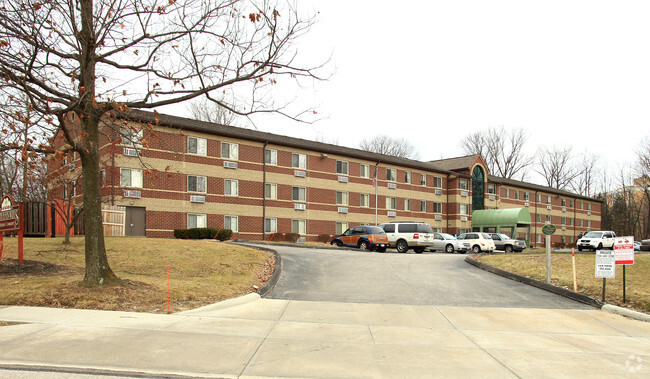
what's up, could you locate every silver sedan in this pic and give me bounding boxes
[428,233,464,253]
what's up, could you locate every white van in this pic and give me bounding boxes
[377,222,434,253]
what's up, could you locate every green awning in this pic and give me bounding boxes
[471,208,531,228]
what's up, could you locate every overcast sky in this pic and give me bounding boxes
[168,0,650,184]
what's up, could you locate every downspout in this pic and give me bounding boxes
[534,190,538,247]
[262,141,268,241]
[445,176,449,232]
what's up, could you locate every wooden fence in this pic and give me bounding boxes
[101,205,126,236]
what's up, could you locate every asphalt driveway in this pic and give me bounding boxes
[262,245,592,309]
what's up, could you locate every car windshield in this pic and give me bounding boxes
[417,224,434,233]
[367,226,386,234]
[498,234,511,239]
[441,233,456,240]
[584,232,603,238]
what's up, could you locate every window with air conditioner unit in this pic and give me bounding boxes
[292,186,306,202]
[459,179,469,190]
[336,160,349,175]
[386,168,396,181]
[459,204,470,215]
[336,191,349,206]
[434,176,443,189]
[188,175,206,193]
[120,126,143,147]
[121,168,143,188]
[386,197,396,210]
[221,142,239,160]
[292,153,306,169]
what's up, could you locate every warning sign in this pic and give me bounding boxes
[614,237,635,265]
[595,250,615,278]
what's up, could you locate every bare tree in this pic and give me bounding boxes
[535,146,578,190]
[460,126,533,180]
[571,152,600,197]
[187,98,239,126]
[359,135,420,160]
[635,136,650,238]
[0,0,324,286]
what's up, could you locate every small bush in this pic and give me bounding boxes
[284,233,300,242]
[173,228,233,240]
[318,234,333,243]
[216,228,233,241]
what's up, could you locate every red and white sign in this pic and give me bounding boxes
[614,236,635,265]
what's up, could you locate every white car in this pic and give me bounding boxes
[576,231,616,251]
[429,233,463,253]
[457,232,496,254]
[378,222,434,254]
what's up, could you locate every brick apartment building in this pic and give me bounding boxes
[48,110,602,247]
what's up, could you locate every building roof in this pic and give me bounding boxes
[487,174,600,202]
[428,154,481,171]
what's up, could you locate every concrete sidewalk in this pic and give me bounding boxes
[0,295,649,378]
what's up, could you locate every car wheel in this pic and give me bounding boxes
[597,243,603,250]
[414,247,425,254]
[359,240,369,251]
[472,245,481,254]
[578,246,582,252]
[396,240,409,253]
[445,244,454,254]
[505,245,513,253]
[335,240,343,247]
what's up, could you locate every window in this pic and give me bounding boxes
[292,153,306,169]
[404,171,411,184]
[224,179,238,196]
[434,176,443,188]
[360,193,370,208]
[580,201,584,210]
[188,136,207,155]
[420,200,427,212]
[336,222,348,235]
[336,191,349,206]
[524,192,530,201]
[546,196,551,205]
[514,190,519,200]
[120,168,143,188]
[386,197,396,210]
[265,183,277,199]
[187,175,206,193]
[587,220,591,228]
[433,202,442,213]
[487,183,496,194]
[561,217,566,225]
[505,188,510,198]
[561,199,566,207]
[459,204,470,215]
[292,219,306,234]
[546,215,551,223]
[264,218,277,233]
[188,213,206,229]
[569,218,573,226]
[360,164,370,178]
[292,186,306,202]
[100,169,106,187]
[120,126,142,147]
[386,168,396,181]
[420,174,426,186]
[579,219,583,227]
[587,203,591,211]
[404,198,411,211]
[537,234,542,243]
[336,160,349,175]
[536,214,541,223]
[224,216,238,232]
[221,142,239,159]
[265,149,277,165]
[537,194,542,203]
[570,200,574,208]
[459,179,469,190]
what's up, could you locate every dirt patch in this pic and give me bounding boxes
[0,258,71,276]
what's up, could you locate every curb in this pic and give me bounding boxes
[464,256,603,309]
[228,242,282,297]
[175,292,261,315]
[602,304,650,322]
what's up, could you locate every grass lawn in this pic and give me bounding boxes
[0,236,275,313]
[479,252,650,314]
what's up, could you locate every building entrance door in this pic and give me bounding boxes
[125,206,146,236]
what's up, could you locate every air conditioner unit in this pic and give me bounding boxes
[545,221,551,224]
[587,211,591,216]
[461,191,468,197]
[547,205,552,210]
[388,183,397,189]
[294,170,306,177]
[435,215,443,221]
[223,161,238,169]
[294,203,306,211]
[460,216,468,222]
[524,202,530,207]
[338,207,348,214]
[435,189,443,195]
[562,226,567,230]
[562,207,567,212]
[387,211,396,217]
[190,195,205,203]
[338,176,348,183]
[488,195,495,201]
[123,190,141,199]
[123,148,139,157]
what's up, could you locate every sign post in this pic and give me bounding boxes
[542,224,556,283]
[595,249,615,302]
[614,237,635,303]
[0,195,23,262]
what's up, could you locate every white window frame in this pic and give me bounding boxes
[546,195,551,205]
[221,142,239,160]
[224,179,238,196]
[336,191,349,206]
[264,218,277,234]
[224,215,238,232]
[434,176,443,189]
[404,198,411,211]
[292,219,306,235]
[188,136,207,156]
[514,190,519,200]
[120,168,143,188]
[292,153,306,169]
[336,160,349,175]
[120,126,143,147]
[404,171,411,184]
[420,174,426,186]
[265,149,277,165]
[292,186,306,202]
[546,214,552,222]
[524,192,530,201]
[433,202,442,214]
[187,175,207,193]
[386,197,396,210]
[336,222,348,235]
[265,183,277,200]
[360,193,370,208]
[386,168,396,182]
[505,188,510,198]
[188,213,207,229]
[420,200,427,212]
[459,204,470,215]
[360,164,370,178]
[487,183,496,194]
[459,179,469,190]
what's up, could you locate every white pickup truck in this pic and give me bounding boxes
[576,231,616,251]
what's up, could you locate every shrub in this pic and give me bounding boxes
[318,233,333,243]
[173,228,233,240]
[284,233,300,242]
[216,228,233,241]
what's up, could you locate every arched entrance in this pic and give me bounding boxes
[472,165,485,211]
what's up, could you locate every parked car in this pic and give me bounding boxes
[576,231,616,251]
[330,226,389,252]
[429,233,463,253]
[489,233,527,253]
[377,222,434,253]
[640,239,650,252]
[634,241,641,251]
[457,232,496,254]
